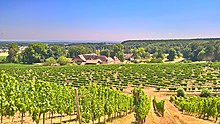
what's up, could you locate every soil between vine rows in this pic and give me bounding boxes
[121,87,216,124]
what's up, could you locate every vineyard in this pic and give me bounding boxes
[170,95,220,122]
[78,83,133,123]
[0,63,220,123]
[1,63,220,90]
[0,70,76,124]
[0,70,151,124]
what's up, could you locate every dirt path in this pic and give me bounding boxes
[144,87,181,124]
[107,112,136,124]
[119,87,216,124]
[143,87,215,124]
[146,100,160,124]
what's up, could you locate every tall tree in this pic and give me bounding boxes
[167,48,176,61]
[112,44,125,62]
[197,49,206,61]
[57,56,70,65]
[204,45,215,61]
[47,45,66,59]
[21,43,48,64]
[6,43,19,63]
[100,49,110,57]
[68,46,92,58]
[176,51,183,58]
[190,47,203,61]
[214,45,220,61]
[44,57,57,66]
[153,49,164,59]
[182,47,191,59]
[131,47,150,59]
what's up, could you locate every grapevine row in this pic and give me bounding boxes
[1,63,220,89]
[153,96,165,117]
[79,83,133,123]
[170,95,220,121]
[0,70,75,124]
[0,71,133,124]
[133,88,151,124]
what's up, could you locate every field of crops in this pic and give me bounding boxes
[170,95,220,122]
[1,63,220,90]
[1,63,220,123]
[0,70,137,124]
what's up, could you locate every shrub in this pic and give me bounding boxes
[183,59,192,63]
[139,60,149,63]
[155,87,160,92]
[170,95,175,102]
[71,62,78,66]
[0,56,6,63]
[200,88,211,97]
[57,56,70,65]
[168,87,177,91]
[149,58,163,63]
[44,57,56,66]
[177,88,185,97]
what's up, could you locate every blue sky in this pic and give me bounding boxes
[0,0,219,41]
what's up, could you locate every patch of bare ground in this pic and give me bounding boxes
[143,87,215,124]
[119,87,216,124]
[106,112,136,124]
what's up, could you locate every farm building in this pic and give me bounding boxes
[81,59,102,65]
[72,53,119,65]
[124,53,133,60]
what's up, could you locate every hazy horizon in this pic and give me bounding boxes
[0,0,220,41]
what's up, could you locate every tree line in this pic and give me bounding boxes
[5,43,125,64]
[4,38,220,64]
[123,39,220,62]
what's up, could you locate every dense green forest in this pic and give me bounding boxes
[122,38,220,62]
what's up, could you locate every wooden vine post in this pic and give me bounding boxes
[74,88,82,124]
[135,91,141,124]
